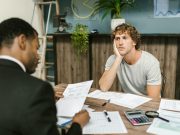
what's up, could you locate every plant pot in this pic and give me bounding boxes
[111,18,125,30]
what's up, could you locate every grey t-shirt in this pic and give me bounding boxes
[105,51,161,95]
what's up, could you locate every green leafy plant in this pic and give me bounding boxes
[92,0,135,20]
[71,24,89,56]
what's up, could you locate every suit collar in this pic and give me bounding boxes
[0,56,26,72]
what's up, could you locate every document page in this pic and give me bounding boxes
[147,99,180,135]
[57,117,72,127]
[88,89,124,100]
[83,111,127,134]
[88,90,151,109]
[147,118,180,135]
[56,80,93,117]
[160,99,180,112]
[111,93,152,109]
[158,109,180,118]
[57,105,94,127]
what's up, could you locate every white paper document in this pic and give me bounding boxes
[88,90,151,109]
[56,80,93,117]
[147,99,180,135]
[111,93,151,109]
[147,118,180,135]
[82,105,95,112]
[83,111,127,134]
[57,117,72,127]
[88,89,124,100]
[158,109,180,119]
[160,99,180,112]
[57,105,94,127]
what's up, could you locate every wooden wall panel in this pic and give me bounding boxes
[54,35,89,84]
[91,35,122,91]
[91,36,111,89]
[175,38,180,99]
[163,38,177,98]
[141,37,165,71]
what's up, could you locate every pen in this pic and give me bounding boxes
[102,99,110,106]
[59,120,72,128]
[103,110,111,122]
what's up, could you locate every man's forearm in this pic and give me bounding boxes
[99,71,116,91]
[99,57,122,91]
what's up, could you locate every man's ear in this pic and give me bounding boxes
[17,34,26,50]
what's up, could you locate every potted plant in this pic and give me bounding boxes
[92,0,135,30]
[71,23,89,56]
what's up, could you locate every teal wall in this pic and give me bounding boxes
[124,0,180,34]
[46,0,180,34]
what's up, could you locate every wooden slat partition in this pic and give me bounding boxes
[175,38,180,99]
[90,35,122,92]
[53,34,89,84]
[53,34,180,99]
[141,36,178,98]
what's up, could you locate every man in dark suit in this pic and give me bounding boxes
[0,18,90,135]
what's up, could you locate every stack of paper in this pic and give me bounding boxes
[147,99,180,135]
[56,80,93,117]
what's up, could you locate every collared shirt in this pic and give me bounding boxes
[0,55,26,72]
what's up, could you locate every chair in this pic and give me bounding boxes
[161,72,166,97]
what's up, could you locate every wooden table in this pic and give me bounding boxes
[55,85,160,135]
[84,90,160,135]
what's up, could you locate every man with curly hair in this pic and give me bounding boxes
[99,23,161,98]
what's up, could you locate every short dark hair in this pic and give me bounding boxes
[112,23,141,50]
[0,18,38,47]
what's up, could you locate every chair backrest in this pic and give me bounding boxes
[161,72,166,97]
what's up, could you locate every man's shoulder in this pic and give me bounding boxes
[21,72,52,90]
[141,51,159,64]
[107,54,116,61]
[21,74,54,105]
[23,72,46,83]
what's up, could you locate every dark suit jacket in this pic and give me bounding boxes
[0,59,82,135]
